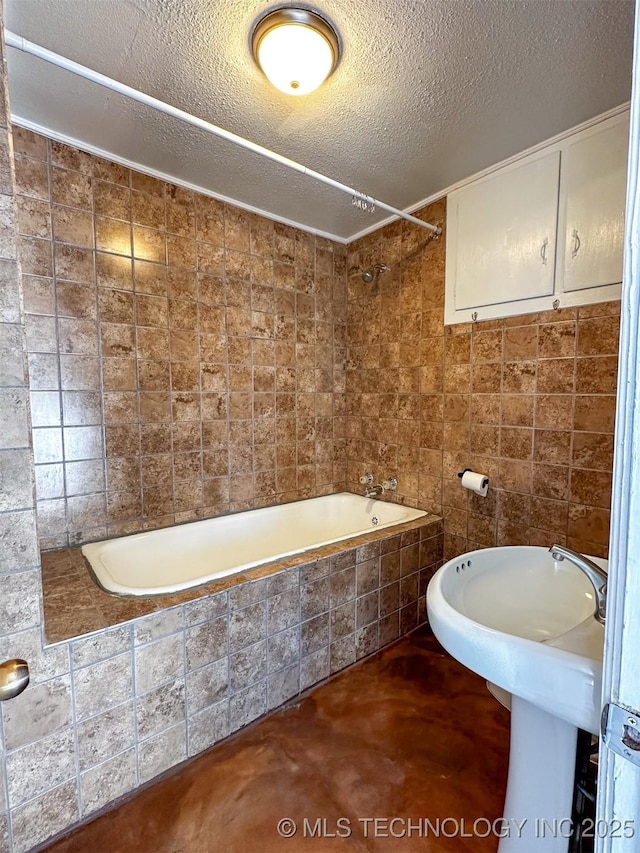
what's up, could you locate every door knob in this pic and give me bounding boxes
[0,659,29,701]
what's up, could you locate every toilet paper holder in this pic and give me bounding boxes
[457,468,489,489]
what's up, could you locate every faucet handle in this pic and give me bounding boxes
[359,473,374,485]
[382,478,398,491]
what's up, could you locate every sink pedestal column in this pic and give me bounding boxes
[499,696,578,853]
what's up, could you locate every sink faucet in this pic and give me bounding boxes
[549,544,607,625]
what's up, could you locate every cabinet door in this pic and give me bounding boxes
[561,116,629,293]
[450,150,560,311]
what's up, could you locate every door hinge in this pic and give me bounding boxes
[602,702,640,768]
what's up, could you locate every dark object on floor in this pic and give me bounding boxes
[570,729,599,853]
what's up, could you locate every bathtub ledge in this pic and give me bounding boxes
[40,512,443,645]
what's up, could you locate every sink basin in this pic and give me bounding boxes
[426,546,607,853]
[427,545,605,733]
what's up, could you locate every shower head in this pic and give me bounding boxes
[361,263,388,283]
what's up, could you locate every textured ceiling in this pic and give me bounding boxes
[4,0,635,241]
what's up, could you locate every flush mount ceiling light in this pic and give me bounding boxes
[252,7,340,96]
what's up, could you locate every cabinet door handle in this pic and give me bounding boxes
[571,229,581,259]
[540,237,549,266]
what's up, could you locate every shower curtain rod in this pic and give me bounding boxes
[5,30,441,236]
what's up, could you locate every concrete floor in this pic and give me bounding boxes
[40,628,510,852]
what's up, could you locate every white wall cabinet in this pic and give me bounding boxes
[445,110,629,325]
[559,119,629,295]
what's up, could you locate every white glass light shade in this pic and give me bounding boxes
[252,9,339,96]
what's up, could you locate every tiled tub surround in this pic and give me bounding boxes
[82,492,427,596]
[42,513,442,642]
[12,126,348,550]
[345,200,620,561]
[7,518,442,852]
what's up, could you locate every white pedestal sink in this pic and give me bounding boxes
[426,546,606,853]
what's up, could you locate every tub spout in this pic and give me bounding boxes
[363,484,384,498]
[549,544,607,624]
[363,477,397,498]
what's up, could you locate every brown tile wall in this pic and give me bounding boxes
[0,9,60,848]
[12,129,348,547]
[346,198,619,561]
[14,133,620,560]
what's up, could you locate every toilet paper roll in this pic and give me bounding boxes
[460,470,489,497]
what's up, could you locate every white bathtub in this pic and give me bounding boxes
[82,492,428,596]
